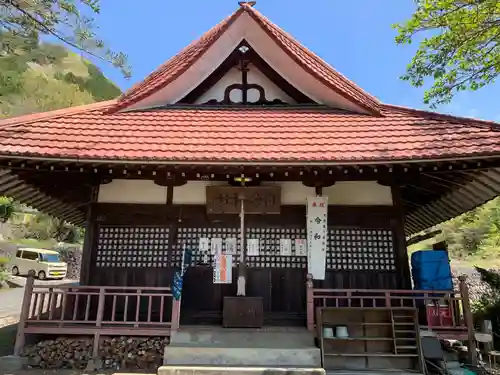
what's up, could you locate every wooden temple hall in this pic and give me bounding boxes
[3,2,500,371]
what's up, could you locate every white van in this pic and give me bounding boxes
[11,248,67,280]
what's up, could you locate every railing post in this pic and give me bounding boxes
[93,287,105,358]
[170,298,181,332]
[14,270,35,356]
[459,275,477,365]
[306,273,314,331]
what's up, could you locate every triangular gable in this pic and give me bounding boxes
[109,3,380,115]
[180,41,313,105]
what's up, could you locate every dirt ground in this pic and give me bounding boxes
[0,323,16,357]
[3,372,154,375]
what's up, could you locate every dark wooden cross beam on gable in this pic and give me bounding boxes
[238,1,256,7]
[239,47,250,104]
[222,43,287,105]
[180,39,313,105]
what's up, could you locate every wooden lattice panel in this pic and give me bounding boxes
[327,228,395,271]
[171,227,241,267]
[96,226,169,268]
[246,227,307,268]
[171,227,308,268]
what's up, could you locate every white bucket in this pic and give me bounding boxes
[335,325,349,338]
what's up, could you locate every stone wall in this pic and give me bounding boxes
[55,245,82,280]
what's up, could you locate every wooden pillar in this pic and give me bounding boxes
[306,273,314,331]
[171,299,181,332]
[80,184,99,285]
[459,275,478,365]
[93,287,105,358]
[14,271,35,355]
[390,184,411,289]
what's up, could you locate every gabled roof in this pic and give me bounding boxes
[1,100,499,163]
[110,2,380,114]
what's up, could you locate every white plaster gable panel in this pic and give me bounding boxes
[262,182,314,205]
[125,12,368,113]
[98,179,167,204]
[194,64,296,105]
[98,180,392,206]
[323,181,393,206]
[173,181,227,205]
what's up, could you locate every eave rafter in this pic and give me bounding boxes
[2,156,500,234]
[0,168,86,226]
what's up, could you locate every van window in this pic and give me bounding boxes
[16,250,22,258]
[40,253,60,263]
[21,251,39,261]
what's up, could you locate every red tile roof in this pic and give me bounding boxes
[1,101,499,163]
[111,3,381,114]
[112,10,243,112]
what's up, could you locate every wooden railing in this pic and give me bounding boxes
[305,274,477,364]
[14,274,180,356]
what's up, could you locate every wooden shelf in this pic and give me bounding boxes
[324,337,393,341]
[316,306,422,370]
[325,353,419,357]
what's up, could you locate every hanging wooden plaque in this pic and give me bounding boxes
[206,186,281,214]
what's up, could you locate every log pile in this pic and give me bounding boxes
[21,336,168,370]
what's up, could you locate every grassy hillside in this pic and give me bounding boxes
[0,31,121,118]
[409,197,500,267]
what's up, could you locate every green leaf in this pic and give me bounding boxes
[395,0,500,107]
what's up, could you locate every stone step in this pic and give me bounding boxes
[170,327,315,349]
[158,366,325,375]
[164,346,321,367]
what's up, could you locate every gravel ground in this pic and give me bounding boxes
[0,276,78,320]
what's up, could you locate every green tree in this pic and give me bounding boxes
[395,0,500,107]
[1,68,95,117]
[0,31,121,117]
[0,0,130,77]
[0,196,14,222]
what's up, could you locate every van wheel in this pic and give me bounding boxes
[38,271,46,280]
[12,266,19,276]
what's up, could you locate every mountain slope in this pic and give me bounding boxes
[0,32,121,118]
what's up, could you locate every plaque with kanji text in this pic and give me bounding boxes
[206,186,281,214]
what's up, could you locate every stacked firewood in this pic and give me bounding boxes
[21,336,168,370]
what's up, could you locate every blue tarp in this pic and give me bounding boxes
[411,250,453,291]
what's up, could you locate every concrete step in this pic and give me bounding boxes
[165,346,321,367]
[165,326,321,367]
[158,366,325,375]
[170,326,315,348]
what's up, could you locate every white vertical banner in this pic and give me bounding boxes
[294,238,307,256]
[306,196,328,280]
[279,238,292,256]
[213,254,233,284]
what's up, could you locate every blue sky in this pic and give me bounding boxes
[82,0,499,121]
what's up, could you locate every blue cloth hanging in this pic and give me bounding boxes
[172,269,183,301]
[171,246,193,301]
[182,247,193,275]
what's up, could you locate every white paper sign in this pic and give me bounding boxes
[211,237,222,255]
[247,238,260,256]
[199,238,210,252]
[225,237,237,255]
[280,238,292,256]
[307,196,328,280]
[294,238,307,256]
[213,254,232,284]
